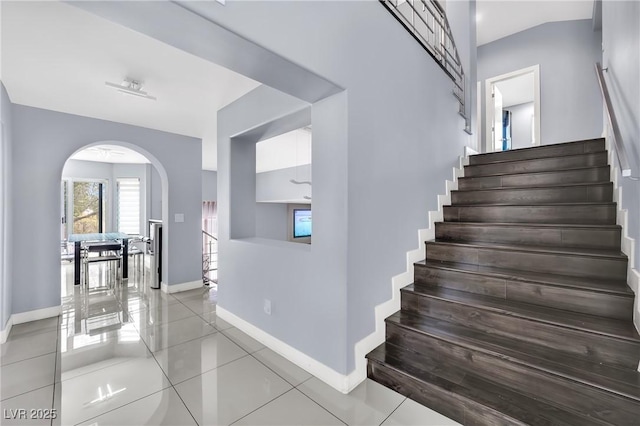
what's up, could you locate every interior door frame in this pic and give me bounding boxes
[484,64,541,153]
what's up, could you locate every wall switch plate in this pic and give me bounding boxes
[174,213,184,223]
[263,299,272,315]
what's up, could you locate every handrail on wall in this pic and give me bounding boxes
[594,62,632,177]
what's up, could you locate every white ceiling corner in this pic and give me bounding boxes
[476,0,594,46]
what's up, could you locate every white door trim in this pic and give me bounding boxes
[484,64,541,152]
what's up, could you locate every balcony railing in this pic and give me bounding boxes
[380,0,468,129]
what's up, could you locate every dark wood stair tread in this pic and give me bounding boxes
[416,259,633,296]
[404,285,640,342]
[367,342,607,426]
[427,240,627,261]
[469,138,605,165]
[458,165,610,181]
[386,308,640,403]
[466,151,606,170]
[453,181,612,193]
[436,222,621,230]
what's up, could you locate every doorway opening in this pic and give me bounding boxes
[60,144,164,326]
[484,65,541,153]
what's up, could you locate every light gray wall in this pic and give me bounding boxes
[255,203,288,241]
[219,85,350,373]
[1,82,13,331]
[202,170,217,202]
[602,1,640,271]
[211,2,471,375]
[11,105,201,315]
[256,164,312,203]
[478,19,603,148]
[506,102,535,150]
[78,0,473,377]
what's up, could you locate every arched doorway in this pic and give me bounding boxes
[59,141,169,307]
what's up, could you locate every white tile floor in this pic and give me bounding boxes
[0,262,460,425]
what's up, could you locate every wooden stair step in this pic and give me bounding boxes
[435,222,621,250]
[400,285,640,369]
[383,312,640,425]
[426,240,627,280]
[468,138,605,166]
[443,203,617,225]
[414,259,634,320]
[458,166,610,190]
[464,152,608,178]
[403,285,640,343]
[367,342,608,426]
[451,182,613,205]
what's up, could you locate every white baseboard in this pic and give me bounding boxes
[603,136,640,369]
[161,280,203,294]
[0,316,13,344]
[350,147,470,391]
[12,305,62,325]
[217,306,360,394]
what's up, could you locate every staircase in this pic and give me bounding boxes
[367,138,640,425]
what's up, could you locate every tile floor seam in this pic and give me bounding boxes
[71,387,174,426]
[64,307,189,425]
[378,397,408,426]
[292,386,350,426]
[227,386,297,426]
[139,318,201,426]
[167,353,252,387]
[55,356,138,385]
[0,349,59,367]
[51,316,61,423]
[127,310,200,332]
[217,329,263,354]
[247,349,309,389]
[0,383,54,403]
[143,326,218,354]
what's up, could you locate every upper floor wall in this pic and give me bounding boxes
[478,19,603,146]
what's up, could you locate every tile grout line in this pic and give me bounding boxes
[377,397,407,426]
[142,323,201,426]
[291,383,350,426]
[227,387,297,426]
[51,316,61,426]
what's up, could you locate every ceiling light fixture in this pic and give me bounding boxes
[105,78,157,101]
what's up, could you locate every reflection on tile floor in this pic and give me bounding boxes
[0,262,460,425]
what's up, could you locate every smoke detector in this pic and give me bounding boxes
[105,78,157,101]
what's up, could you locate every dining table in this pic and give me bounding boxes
[68,232,130,285]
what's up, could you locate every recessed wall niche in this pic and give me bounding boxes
[229,107,312,245]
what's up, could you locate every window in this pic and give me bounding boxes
[117,178,140,234]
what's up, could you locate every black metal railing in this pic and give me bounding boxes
[380,0,468,130]
[202,230,218,285]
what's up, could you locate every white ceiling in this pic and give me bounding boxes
[476,0,594,46]
[70,144,150,164]
[1,1,260,171]
[494,72,535,107]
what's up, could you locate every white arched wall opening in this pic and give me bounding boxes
[60,140,170,293]
[9,105,201,322]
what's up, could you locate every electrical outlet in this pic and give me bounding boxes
[263,299,272,315]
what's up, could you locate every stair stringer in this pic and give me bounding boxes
[605,137,640,360]
[349,147,474,392]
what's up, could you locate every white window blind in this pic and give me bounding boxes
[117,178,140,234]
